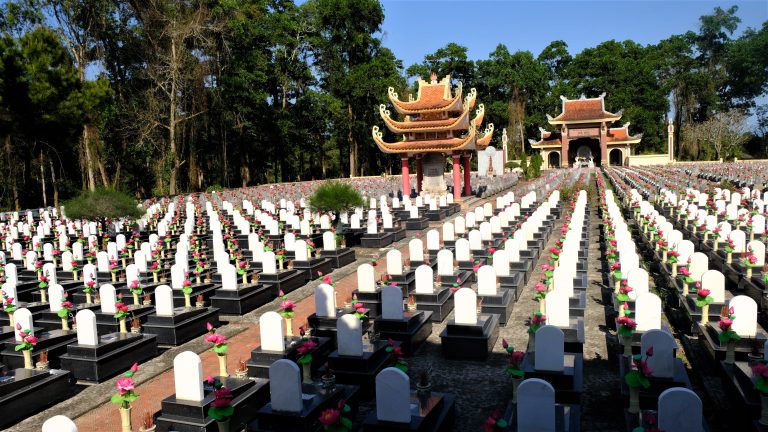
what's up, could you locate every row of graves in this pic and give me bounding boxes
[34,171,569,432]
[603,164,768,431]
[0,183,473,428]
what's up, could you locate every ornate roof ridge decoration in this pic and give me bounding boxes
[387,78,464,114]
[378,104,471,133]
[476,123,494,148]
[473,104,485,128]
[372,124,478,154]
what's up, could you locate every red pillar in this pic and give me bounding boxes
[452,153,461,201]
[401,156,410,198]
[416,155,423,194]
[463,153,471,196]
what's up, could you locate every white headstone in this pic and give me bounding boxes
[259,311,284,352]
[315,284,336,318]
[322,231,336,251]
[415,265,434,294]
[155,285,174,317]
[375,368,411,423]
[13,308,33,341]
[76,309,99,346]
[357,263,376,293]
[262,251,277,274]
[436,249,453,277]
[409,238,425,262]
[700,270,725,303]
[42,416,78,432]
[635,293,662,331]
[269,360,303,413]
[454,288,477,325]
[477,265,497,296]
[173,351,204,402]
[386,249,403,276]
[381,285,403,320]
[729,295,757,337]
[48,284,65,313]
[534,325,565,372]
[658,388,703,432]
[517,379,556,432]
[99,284,117,314]
[545,290,570,327]
[641,329,676,379]
[337,314,363,356]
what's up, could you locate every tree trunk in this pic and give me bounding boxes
[5,135,18,211]
[83,126,96,191]
[348,103,356,177]
[40,151,47,207]
[168,40,179,196]
[49,158,59,209]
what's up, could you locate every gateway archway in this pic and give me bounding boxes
[609,148,624,166]
[568,137,601,167]
[548,151,560,169]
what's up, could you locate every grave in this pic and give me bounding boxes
[404,206,430,231]
[209,263,272,315]
[141,285,221,346]
[699,295,767,361]
[491,249,522,301]
[154,351,270,432]
[521,326,584,405]
[1,308,76,369]
[320,231,356,269]
[257,251,306,297]
[246,311,333,379]
[509,378,581,432]
[93,284,155,335]
[59,309,158,382]
[324,315,394,398]
[360,219,394,248]
[254,359,360,431]
[382,212,407,242]
[307,284,371,344]
[412,264,454,323]
[545,289,586,354]
[439,288,499,360]
[167,264,218,308]
[0,366,71,430]
[350,263,382,316]
[291,239,333,283]
[374,285,432,357]
[476,265,514,325]
[386,249,417,294]
[362,367,456,432]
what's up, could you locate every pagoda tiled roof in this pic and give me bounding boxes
[606,123,642,144]
[529,128,563,148]
[548,93,621,124]
[378,104,471,133]
[372,125,478,154]
[388,76,468,114]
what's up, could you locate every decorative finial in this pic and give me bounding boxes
[430,71,437,83]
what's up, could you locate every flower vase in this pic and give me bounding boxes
[302,364,312,384]
[671,263,677,278]
[620,335,633,356]
[184,294,192,309]
[760,395,768,426]
[112,273,117,283]
[727,253,732,265]
[628,386,640,414]
[278,260,284,271]
[655,243,659,252]
[40,289,47,304]
[614,278,620,294]
[73,270,78,281]
[121,258,126,268]
[751,231,756,241]
[285,317,293,337]
[704,232,710,242]
[119,318,127,334]
[216,419,230,432]
[242,274,247,285]
[539,299,546,315]
[61,318,69,331]
[701,304,710,325]
[662,250,667,263]
[86,292,92,304]
[153,273,158,283]
[133,293,140,305]
[682,282,689,297]
[22,350,33,369]
[119,407,132,432]
[218,354,228,377]
[714,241,719,252]
[8,313,14,328]
[725,341,736,364]
[511,377,522,403]
[693,226,697,235]
[748,267,753,279]
[527,333,536,353]
[196,276,201,284]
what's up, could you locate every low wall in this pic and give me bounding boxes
[627,154,671,166]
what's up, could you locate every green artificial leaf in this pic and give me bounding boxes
[342,405,351,414]
[57,309,69,318]
[496,419,508,428]
[625,371,642,388]
[340,417,353,429]
[123,393,138,403]
[756,378,768,394]
[213,345,228,355]
[111,394,124,404]
[616,293,630,302]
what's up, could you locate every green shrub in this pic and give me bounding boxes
[206,184,224,192]
[63,188,143,220]
[529,154,543,179]
[309,181,365,226]
[505,161,520,169]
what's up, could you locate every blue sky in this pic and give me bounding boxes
[378,0,767,68]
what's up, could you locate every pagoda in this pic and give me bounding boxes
[372,73,493,200]
[530,93,642,168]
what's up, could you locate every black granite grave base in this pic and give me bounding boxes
[60,332,158,382]
[413,288,454,323]
[95,304,155,335]
[439,314,500,361]
[260,269,306,297]
[0,302,48,327]
[1,329,77,369]
[321,248,357,269]
[35,304,100,331]
[522,352,584,405]
[210,283,273,315]
[361,232,394,249]
[172,283,218,308]
[718,361,762,421]
[510,259,534,284]
[374,311,433,357]
[698,322,768,362]
[325,340,393,398]
[405,218,430,231]
[254,384,359,432]
[362,391,456,432]
[293,257,334,283]
[389,271,416,294]
[142,307,220,346]
[425,209,446,221]
[618,356,690,410]
[0,368,71,430]
[308,311,372,345]
[498,273,522,301]
[438,271,472,290]
[155,376,269,432]
[508,402,581,432]
[0,325,43,342]
[384,226,407,242]
[246,336,333,379]
[479,289,514,325]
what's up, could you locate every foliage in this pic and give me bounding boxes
[528,153,543,179]
[63,188,142,220]
[308,181,364,217]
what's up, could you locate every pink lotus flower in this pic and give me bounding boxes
[115,377,134,395]
[25,335,38,345]
[697,289,711,298]
[719,317,733,331]
[535,282,547,293]
[297,340,317,355]
[205,333,227,345]
[210,386,233,407]
[280,300,295,310]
